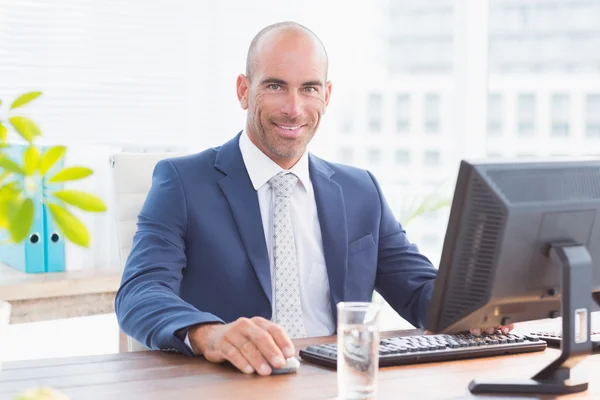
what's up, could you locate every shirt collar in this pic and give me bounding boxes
[239,130,310,191]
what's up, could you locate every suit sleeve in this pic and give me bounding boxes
[115,159,223,355]
[367,171,438,328]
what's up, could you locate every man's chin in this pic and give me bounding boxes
[271,148,304,160]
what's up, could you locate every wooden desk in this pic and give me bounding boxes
[0,264,121,324]
[1,329,598,400]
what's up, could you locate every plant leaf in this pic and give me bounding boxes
[0,154,25,175]
[53,190,107,212]
[39,145,66,176]
[14,387,70,400]
[48,166,93,183]
[0,122,7,142]
[0,182,21,229]
[9,116,41,143]
[0,181,21,199]
[23,146,41,175]
[0,170,11,185]
[10,91,42,110]
[48,202,90,247]
[8,197,34,242]
[0,199,13,229]
[427,198,451,213]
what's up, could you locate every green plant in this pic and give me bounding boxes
[15,387,70,400]
[372,185,451,303]
[0,92,106,247]
[397,185,451,228]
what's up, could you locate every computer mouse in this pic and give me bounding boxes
[270,356,300,375]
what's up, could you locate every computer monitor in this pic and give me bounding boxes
[425,159,600,395]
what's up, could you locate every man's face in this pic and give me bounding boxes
[237,30,332,168]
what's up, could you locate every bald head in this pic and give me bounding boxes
[245,21,328,81]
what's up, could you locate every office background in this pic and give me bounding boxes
[1,0,599,360]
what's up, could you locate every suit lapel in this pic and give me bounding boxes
[309,154,348,320]
[215,133,272,305]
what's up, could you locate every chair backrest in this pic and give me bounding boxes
[110,151,189,352]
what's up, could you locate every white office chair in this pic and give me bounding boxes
[110,151,190,352]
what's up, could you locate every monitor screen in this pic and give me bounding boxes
[426,159,600,334]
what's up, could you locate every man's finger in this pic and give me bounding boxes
[252,317,295,358]
[485,327,495,335]
[220,339,255,374]
[244,320,286,368]
[470,328,482,336]
[228,330,272,376]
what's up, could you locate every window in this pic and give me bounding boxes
[516,153,535,158]
[517,94,536,136]
[395,179,410,188]
[424,94,441,134]
[340,106,354,134]
[487,93,503,136]
[424,150,441,166]
[423,180,442,191]
[586,94,600,137]
[395,94,411,133]
[395,149,411,165]
[421,233,439,247]
[338,148,354,163]
[423,211,440,222]
[367,148,382,164]
[368,93,383,133]
[550,94,570,137]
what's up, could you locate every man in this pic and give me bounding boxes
[115,21,512,377]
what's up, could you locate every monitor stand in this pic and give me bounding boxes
[469,244,594,395]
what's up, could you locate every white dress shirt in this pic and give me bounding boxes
[185,131,334,351]
[239,131,334,337]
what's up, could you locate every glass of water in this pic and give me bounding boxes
[337,301,381,400]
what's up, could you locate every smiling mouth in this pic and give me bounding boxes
[274,124,303,131]
[272,122,306,138]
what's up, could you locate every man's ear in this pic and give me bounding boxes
[323,81,333,114]
[236,74,250,110]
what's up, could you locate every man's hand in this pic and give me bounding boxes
[188,317,295,376]
[470,323,515,336]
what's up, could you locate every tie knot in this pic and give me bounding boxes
[268,172,298,198]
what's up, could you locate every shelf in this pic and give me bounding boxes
[0,263,121,302]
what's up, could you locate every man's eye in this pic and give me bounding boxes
[268,84,281,91]
[304,87,317,93]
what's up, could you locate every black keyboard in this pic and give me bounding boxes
[299,332,546,369]
[528,331,600,351]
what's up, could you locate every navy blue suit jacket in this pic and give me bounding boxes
[115,133,438,355]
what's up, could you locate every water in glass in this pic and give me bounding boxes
[337,323,379,399]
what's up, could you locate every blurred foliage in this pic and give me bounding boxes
[0,92,106,247]
[15,387,70,400]
[397,184,451,228]
[373,184,451,304]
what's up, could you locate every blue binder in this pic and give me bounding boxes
[42,204,65,273]
[41,145,65,273]
[0,144,46,273]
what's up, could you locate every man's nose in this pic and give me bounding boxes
[280,92,302,118]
